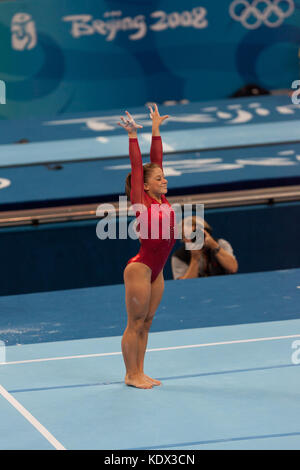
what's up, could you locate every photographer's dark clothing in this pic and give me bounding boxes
[171,239,235,279]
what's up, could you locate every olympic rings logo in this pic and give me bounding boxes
[229,0,295,29]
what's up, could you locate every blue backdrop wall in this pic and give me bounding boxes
[0,0,299,119]
[0,201,299,296]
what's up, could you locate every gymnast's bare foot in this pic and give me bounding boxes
[143,374,162,386]
[125,374,153,389]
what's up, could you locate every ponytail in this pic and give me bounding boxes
[125,173,132,200]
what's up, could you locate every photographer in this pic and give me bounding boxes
[171,216,238,280]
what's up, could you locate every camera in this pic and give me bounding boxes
[185,228,205,251]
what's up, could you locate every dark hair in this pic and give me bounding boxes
[125,163,161,201]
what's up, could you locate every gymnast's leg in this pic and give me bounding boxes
[122,262,153,389]
[137,270,164,386]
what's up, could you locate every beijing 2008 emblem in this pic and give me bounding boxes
[11,12,37,50]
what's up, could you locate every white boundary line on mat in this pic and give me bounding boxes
[0,384,66,450]
[1,333,300,366]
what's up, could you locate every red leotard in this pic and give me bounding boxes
[126,136,177,283]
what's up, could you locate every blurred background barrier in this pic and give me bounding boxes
[0,200,300,296]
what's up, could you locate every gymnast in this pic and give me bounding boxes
[118,104,176,389]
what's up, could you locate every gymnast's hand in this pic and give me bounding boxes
[118,111,143,135]
[148,103,169,128]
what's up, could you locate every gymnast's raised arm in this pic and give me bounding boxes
[149,103,169,170]
[118,111,144,205]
